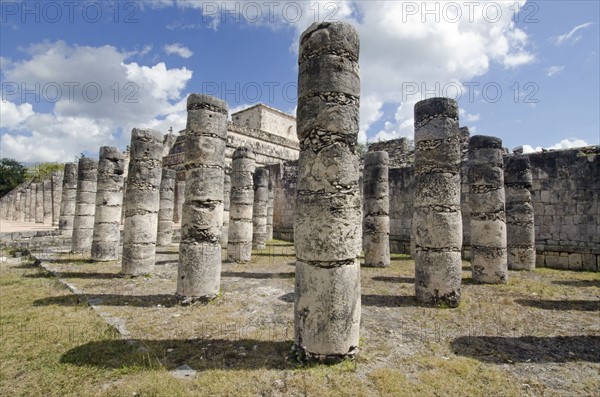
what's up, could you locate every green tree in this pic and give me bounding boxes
[0,158,27,196]
[25,162,65,182]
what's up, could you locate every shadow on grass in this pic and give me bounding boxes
[38,258,94,264]
[222,271,294,279]
[25,271,122,279]
[515,299,599,312]
[551,279,600,288]
[61,338,296,370]
[371,276,414,284]
[279,292,420,307]
[34,293,180,307]
[155,260,178,266]
[451,335,600,363]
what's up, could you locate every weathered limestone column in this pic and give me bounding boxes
[51,171,63,226]
[227,147,255,263]
[413,97,463,307]
[157,168,176,246]
[21,187,29,222]
[91,147,125,261]
[29,183,37,222]
[35,181,44,223]
[220,172,231,248]
[294,22,362,362]
[121,129,163,275]
[504,155,535,270]
[266,179,274,241]
[174,180,186,224]
[43,179,53,223]
[468,135,508,284]
[59,163,78,237]
[71,158,98,255]
[252,168,269,249]
[177,94,227,300]
[120,150,130,226]
[363,151,390,267]
[24,186,31,222]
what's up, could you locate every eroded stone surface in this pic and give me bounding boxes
[122,128,163,275]
[228,147,256,263]
[220,171,231,248]
[294,21,361,361]
[72,158,98,255]
[363,151,390,267]
[468,135,508,284]
[413,97,462,307]
[177,94,227,299]
[157,168,176,247]
[91,147,124,261]
[59,163,78,237]
[253,168,269,249]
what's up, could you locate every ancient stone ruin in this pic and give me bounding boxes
[121,128,163,276]
[177,94,228,301]
[71,158,98,255]
[252,168,269,250]
[294,21,362,362]
[157,168,176,247]
[363,151,390,267]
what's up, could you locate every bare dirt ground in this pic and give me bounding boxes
[2,240,599,396]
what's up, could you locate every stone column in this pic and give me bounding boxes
[252,168,269,250]
[504,155,535,270]
[91,147,125,261]
[157,168,176,246]
[43,179,53,223]
[59,163,78,237]
[177,94,228,301]
[266,179,274,241]
[220,172,231,248]
[363,151,390,267]
[72,158,98,255]
[35,182,44,223]
[294,22,362,362]
[19,188,27,222]
[121,128,163,275]
[120,151,130,226]
[174,180,186,224]
[413,97,463,307]
[12,190,22,221]
[51,171,63,226]
[29,183,37,222]
[468,135,508,284]
[227,147,255,263]
[24,186,31,222]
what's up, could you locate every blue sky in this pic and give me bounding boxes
[1,0,598,162]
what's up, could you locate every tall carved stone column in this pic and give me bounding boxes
[174,180,186,224]
[91,147,125,261]
[252,168,269,250]
[12,190,22,221]
[35,181,44,223]
[59,163,78,237]
[413,97,463,307]
[29,183,37,222]
[294,22,362,362]
[266,179,274,242]
[363,151,390,267]
[43,179,53,224]
[72,158,98,255]
[157,168,176,246]
[505,155,535,270]
[468,135,508,284]
[51,171,63,226]
[177,95,227,301]
[24,186,31,222]
[227,147,256,263]
[121,129,163,275]
[220,171,231,248]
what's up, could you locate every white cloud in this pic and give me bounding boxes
[0,101,34,129]
[459,108,480,122]
[1,41,192,162]
[554,22,593,45]
[546,65,565,77]
[163,43,193,58]
[521,138,589,154]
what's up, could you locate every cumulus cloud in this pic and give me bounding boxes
[1,41,192,161]
[546,65,565,77]
[521,138,590,153]
[163,43,193,58]
[554,22,593,46]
